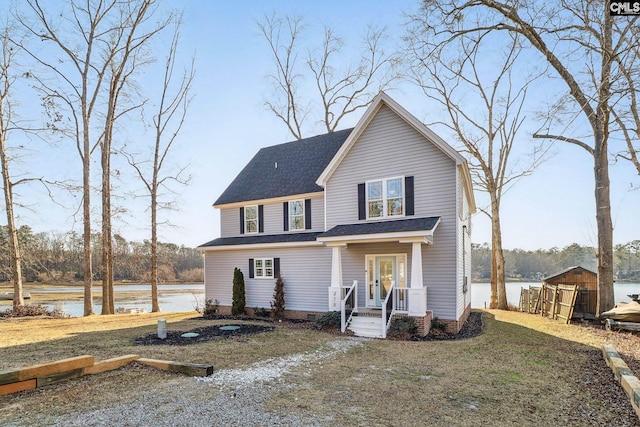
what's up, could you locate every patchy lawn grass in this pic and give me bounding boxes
[0,310,638,426]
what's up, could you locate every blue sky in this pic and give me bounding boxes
[4,0,639,251]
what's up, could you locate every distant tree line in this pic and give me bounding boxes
[472,241,640,282]
[0,226,203,284]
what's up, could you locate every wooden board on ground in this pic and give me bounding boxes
[83,354,140,375]
[0,355,94,386]
[137,358,214,377]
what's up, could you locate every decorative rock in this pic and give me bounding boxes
[219,325,240,331]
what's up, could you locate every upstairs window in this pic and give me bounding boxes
[244,205,258,234]
[289,200,305,230]
[283,199,312,231]
[366,177,404,219]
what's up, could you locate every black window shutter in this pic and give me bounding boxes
[283,202,289,231]
[274,258,280,278]
[258,205,264,233]
[239,207,245,234]
[249,259,254,278]
[358,183,366,220]
[305,199,312,229]
[405,176,414,216]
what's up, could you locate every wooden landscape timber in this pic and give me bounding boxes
[0,353,214,397]
[137,358,214,377]
[602,344,640,419]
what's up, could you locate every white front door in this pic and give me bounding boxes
[366,254,406,308]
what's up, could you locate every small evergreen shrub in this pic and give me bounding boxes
[232,267,246,315]
[315,311,341,329]
[271,275,286,321]
[388,316,418,337]
[431,316,447,332]
[253,306,271,317]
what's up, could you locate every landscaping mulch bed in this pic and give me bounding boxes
[410,311,483,341]
[132,324,275,346]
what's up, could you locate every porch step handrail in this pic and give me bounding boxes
[341,280,358,332]
[381,281,395,338]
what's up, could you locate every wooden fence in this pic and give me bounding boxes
[520,284,578,324]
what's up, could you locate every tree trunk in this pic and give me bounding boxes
[490,197,507,310]
[150,187,159,312]
[82,124,93,316]
[594,11,615,315]
[1,141,24,309]
[101,121,114,315]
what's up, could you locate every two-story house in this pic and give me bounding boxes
[199,92,476,337]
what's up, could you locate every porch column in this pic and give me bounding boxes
[408,241,426,316]
[328,244,345,311]
[410,242,423,289]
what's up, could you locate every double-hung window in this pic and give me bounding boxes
[244,205,258,234]
[366,177,404,219]
[289,200,304,230]
[254,258,273,278]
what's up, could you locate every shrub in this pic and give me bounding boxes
[0,304,67,318]
[388,316,418,337]
[315,311,341,329]
[231,267,246,315]
[204,299,219,316]
[271,275,285,321]
[253,306,271,317]
[431,316,447,332]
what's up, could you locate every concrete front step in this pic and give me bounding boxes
[348,316,385,338]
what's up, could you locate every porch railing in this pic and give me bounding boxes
[340,280,358,333]
[381,281,395,338]
[393,287,409,313]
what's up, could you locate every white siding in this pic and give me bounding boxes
[204,246,332,312]
[326,105,459,320]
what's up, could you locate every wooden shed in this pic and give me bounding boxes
[543,266,597,319]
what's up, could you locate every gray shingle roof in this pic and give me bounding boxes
[214,128,353,205]
[199,232,323,248]
[319,216,441,238]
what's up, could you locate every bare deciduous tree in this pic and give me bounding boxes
[405,28,549,309]
[258,14,400,139]
[125,23,194,312]
[97,0,170,315]
[0,27,25,309]
[18,0,171,315]
[417,0,635,314]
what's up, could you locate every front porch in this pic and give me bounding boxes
[337,280,431,338]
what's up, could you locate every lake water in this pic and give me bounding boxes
[3,281,638,317]
[0,283,205,317]
[470,282,640,309]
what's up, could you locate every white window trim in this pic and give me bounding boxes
[254,257,274,279]
[289,199,305,231]
[365,176,405,220]
[244,205,259,234]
